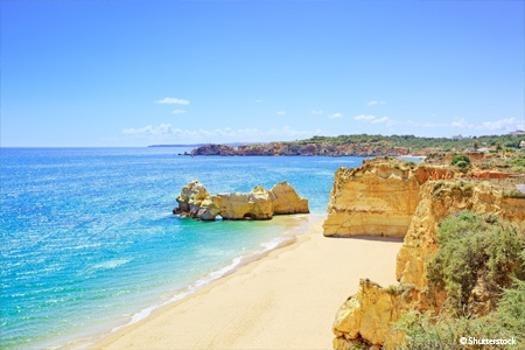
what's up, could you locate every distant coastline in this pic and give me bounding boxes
[188,133,525,157]
[148,142,253,148]
[148,144,206,148]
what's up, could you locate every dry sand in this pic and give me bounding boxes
[92,217,402,350]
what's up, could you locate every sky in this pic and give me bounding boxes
[1,0,524,147]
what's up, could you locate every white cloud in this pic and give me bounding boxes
[122,124,322,143]
[329,112,343,119]
[390,116,524,134]
[172,109,187,115]
[156,97,190,105]
[353,114,390,124]
[276,111,287,116]
[451,117,524,132]
[122,123,175,136]
[311,110,324,115]
[367,100,386,106]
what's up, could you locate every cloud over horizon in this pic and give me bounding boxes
[353,114,390,124]
[451,117,524,132]
[156,97,191,105]
[367,100,386,106]
[122,124,322,143]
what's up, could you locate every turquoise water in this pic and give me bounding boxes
[0,148,363,349]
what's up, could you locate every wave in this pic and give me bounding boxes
[89,258,132,272]
[111,235,297,332]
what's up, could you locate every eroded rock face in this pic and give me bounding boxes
[331,180,525,349]
[269,182,309,214]
[174,180,220,220]
[174,181,309,221]
[214,186,274,220]
[333,280,417,350]
[323,159,456,238]
[191,144,237,156]
[396,180,525,289]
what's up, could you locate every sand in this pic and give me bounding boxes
[92,217,402,350]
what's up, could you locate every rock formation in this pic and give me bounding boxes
[323,158,456,238]
[214,186,274,220]
[189,134,525,157]
[269,182,309,214]
[174,180,221,221]
[173,181,309,221]
[330,166,525,349]
[333,280,418,350]
[396,180,525,290]
[190,142,411,157]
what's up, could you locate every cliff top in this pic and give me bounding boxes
[190,133,525,157]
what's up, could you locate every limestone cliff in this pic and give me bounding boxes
[214,186,274,220]
[331,179,525,349]
[269,182,309,214]
[323,158,456,238]
[174,181,309,221]
[397,180,525,289]
[333,280,418,350]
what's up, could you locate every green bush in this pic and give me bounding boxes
[396,280,525,349]
[451,154,471,169]
[454,160,470,169]
[396,213,525,349]
[507,154,525,173]
[427,212,525,316]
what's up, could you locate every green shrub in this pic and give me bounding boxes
[427,212,525,316]
[495,279,525,339]
[397,213,525,348]
[507,154,525,173]
[396,280,525,349]
[451,154,471,169]
[454,160,469,169]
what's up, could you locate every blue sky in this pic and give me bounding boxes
[1,0,524,146]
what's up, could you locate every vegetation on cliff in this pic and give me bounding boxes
[397,212,525,349]
[191,133,525,156]
[507,153,525,173]
[398,280,525,349]
[329,156,525,349]
[428,212,525,316]
[304,134,524,151]
[450,154,471,170]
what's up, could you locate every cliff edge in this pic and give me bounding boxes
[327,157,525,349]
[323,158,456,238]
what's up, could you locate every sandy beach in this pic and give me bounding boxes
[91,217,402,350]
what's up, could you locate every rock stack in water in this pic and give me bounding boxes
[173,180,309,221]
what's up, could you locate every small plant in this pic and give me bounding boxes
[395,213,525,349]
[451,154,471,169]
[427,212,525,316]
[506,153,525,173]
[396,280,525,349]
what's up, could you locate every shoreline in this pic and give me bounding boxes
[80,215,402,350]
[58,214,316,350]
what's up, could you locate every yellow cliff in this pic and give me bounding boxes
[327,159,525,349]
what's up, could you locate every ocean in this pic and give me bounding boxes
[0,147,364,349]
